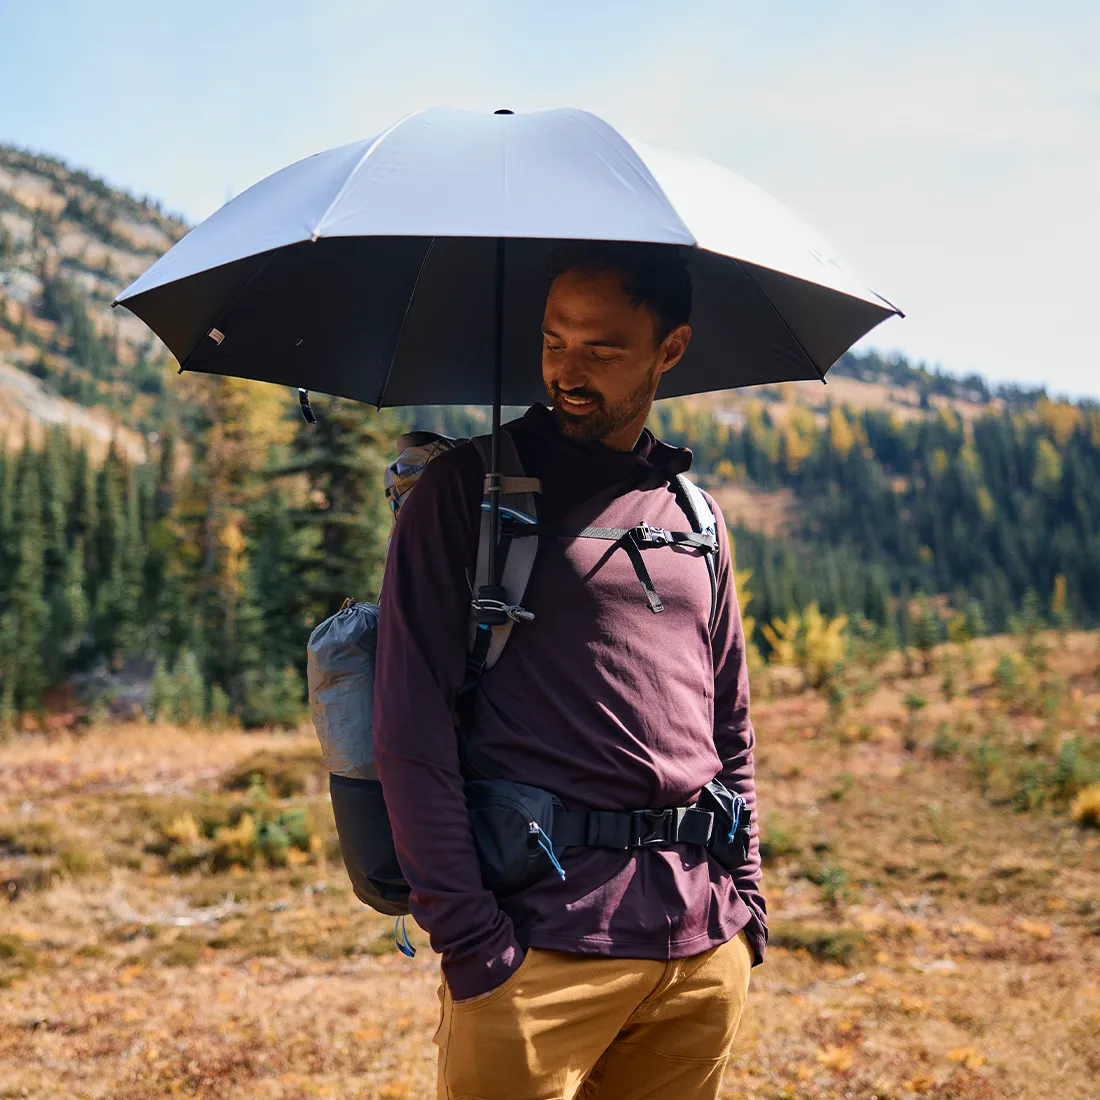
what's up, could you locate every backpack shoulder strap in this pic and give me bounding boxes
[671,474,719,634]
[468,429,540,672]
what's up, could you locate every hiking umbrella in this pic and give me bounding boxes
[113,106,901,598]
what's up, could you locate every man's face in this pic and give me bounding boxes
[541,269,690,450]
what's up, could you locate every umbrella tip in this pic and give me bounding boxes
[494,108,514,115]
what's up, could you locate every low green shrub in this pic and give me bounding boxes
[222,749,323,799]
[159,806,319,873]
[769,922,867,965]
[932,722,960,759]
[759,812,802,864]
[0,934,38,988]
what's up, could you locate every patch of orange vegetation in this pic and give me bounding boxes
[711,483,797,536]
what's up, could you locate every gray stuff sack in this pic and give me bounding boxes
[307,600,380,781]
[307,600,411,916]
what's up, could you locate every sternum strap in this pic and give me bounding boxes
[512,523,716,616]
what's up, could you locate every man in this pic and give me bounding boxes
[374,241,766,1100]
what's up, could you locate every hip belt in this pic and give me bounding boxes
[553,805,719,850]
[459,736,752,896]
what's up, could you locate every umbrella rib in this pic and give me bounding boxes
[376,237,437,408]
[310,110,425,241]
[729,256,827,384]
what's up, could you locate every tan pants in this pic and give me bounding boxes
[434,929,753,1100]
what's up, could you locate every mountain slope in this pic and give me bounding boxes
[0,143,185,436]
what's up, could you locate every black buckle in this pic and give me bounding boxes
[632,522,673,549]
[631,808,674,847]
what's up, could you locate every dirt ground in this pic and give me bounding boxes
[2,633,1099,1099]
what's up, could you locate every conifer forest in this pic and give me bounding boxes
[3,364,1099,724]
[1,141,1099,725]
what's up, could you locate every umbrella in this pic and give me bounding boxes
[113,105,901,592]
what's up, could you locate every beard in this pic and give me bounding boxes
[547,367,661,444]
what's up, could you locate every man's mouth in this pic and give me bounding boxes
[558,392,599,414]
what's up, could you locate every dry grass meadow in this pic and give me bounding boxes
[2,632,1099,1099]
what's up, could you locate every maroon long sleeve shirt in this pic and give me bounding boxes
[373,404,767,1000]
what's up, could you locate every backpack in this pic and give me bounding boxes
[307,426,750,919]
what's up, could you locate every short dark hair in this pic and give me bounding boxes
[547,241,692,343]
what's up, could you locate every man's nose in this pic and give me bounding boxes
[555,351,591,392]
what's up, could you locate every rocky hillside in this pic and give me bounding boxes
[0,143,186,448]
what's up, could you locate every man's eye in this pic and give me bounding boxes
[592,351,619,364]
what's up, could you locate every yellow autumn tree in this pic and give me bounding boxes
[783,404,817,473]
[167,374,298,698]
[761,602,849,688]
[1034,397,1080,446]
[1034,437,1063,494]
[827,406,856,458]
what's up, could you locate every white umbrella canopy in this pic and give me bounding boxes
[114,106,900,407]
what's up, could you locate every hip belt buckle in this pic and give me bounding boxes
[631,808,674,847]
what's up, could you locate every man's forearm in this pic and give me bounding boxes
[374,735,524,998]
[717,738,768,961]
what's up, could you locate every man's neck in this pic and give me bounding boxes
[600,406,653,452]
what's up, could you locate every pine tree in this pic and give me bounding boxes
[149,656,176,722]
[93,443,128,660]
[281,395,399,616]
[246,484,317,674]
[0,446,49,709]
[173,651,206,725]
[0,445,14,585]
[48,534,89,676]
[113,463,146,655]
[70,444,98,589]
[910,595,942,674]
[39,428,76,682]
[39,426,71,591]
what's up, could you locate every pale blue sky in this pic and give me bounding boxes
[1,1,1097,396]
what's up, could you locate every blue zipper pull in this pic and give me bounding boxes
[529,822,566,881]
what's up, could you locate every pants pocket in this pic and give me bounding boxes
[452,947,539,1011]
[432,974,448,1047]
[441,948,571,1100]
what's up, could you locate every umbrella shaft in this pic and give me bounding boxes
[487,237,505,586]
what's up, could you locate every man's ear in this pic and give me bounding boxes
[658,324,692,376]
